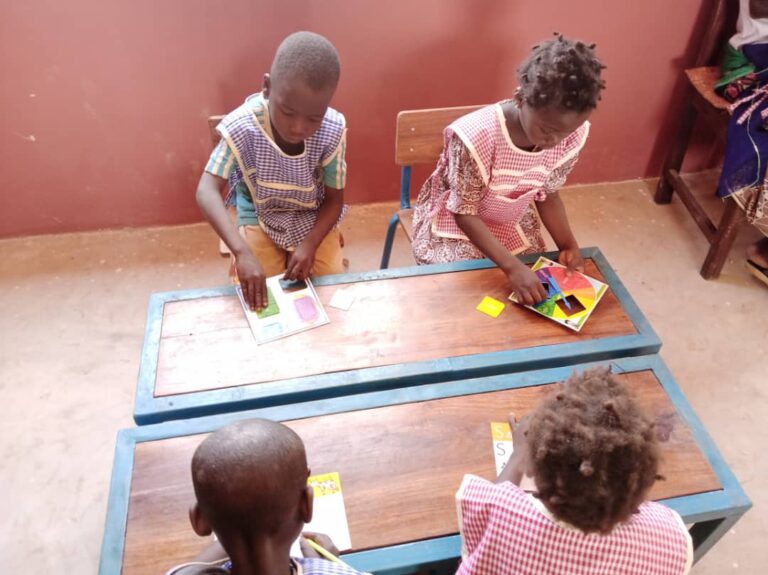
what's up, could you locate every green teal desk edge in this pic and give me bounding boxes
[133,247,662,425]
[105,355,751,574]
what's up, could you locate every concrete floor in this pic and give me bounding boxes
[1,175,766,573]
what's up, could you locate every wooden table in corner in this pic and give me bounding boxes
[102,355,750,575]
[133,247,660,424]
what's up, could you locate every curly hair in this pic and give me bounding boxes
[517,33,606,112]
[527,367,661,534]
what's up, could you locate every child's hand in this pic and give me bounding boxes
[558,247,584,275]
[509,412,531,458]
[235,251,268,310]
[300,531,340,558]
[285,240,317,281]
[497,412,531,485]
[506,262,548,306]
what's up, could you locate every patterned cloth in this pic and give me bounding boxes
[215,93,348,249]
[165,557,365,575]
[205,93,347,227]
[412,102,587,264]
[455,475,692,575]
[718,43,768,237]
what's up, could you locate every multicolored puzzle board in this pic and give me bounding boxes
[509,257,609,332]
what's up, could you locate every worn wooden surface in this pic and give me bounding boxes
[154,261,637,397]
[123,370,720,574]
[395,105,483,165]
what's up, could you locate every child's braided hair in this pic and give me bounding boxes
[527,367,662,534]
[517,33,606,112]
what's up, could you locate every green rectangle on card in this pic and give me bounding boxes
[256,287,280,319]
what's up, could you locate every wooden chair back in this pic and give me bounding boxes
[395,105,484,166]
[208,115,224,145]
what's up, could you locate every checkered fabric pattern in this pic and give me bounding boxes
[217,98,347,249]
[456,475,691,575]
[430,104,588,253]
[295,557,366,574]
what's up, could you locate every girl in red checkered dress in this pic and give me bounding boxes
[455,368,693,575]
[411,35,605,306]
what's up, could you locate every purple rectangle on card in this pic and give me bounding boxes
[294,296,318,322]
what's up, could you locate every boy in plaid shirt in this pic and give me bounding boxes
[197,31,347,311]
[456,368,693,575]
[166,419,364,575]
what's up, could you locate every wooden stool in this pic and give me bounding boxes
[654,0,747,279]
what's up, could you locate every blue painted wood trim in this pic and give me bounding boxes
[109,355,750,574]
[98,430,135,575]
[134,248,661,424]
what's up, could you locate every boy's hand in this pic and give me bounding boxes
[285,240,317,281]
[235,251,268,310]
[506,262,547,306]
[558,247,584,275]
[300,531,340,558]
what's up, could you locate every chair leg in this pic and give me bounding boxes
[380,214,400,269]
[700,197,745,279]
[655,99,698,204]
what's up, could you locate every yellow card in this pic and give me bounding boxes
[309,471,343,497]
[490,421,512,442]
[476,296,505,318]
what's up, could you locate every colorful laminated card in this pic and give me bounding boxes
[508,257,609,332]
[490,422,537,492]
[236,275,329,344]
[289,471,352,556]
[476,296,506,318]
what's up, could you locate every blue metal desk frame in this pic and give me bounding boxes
[134,247,660,424]
[106,355,750,574]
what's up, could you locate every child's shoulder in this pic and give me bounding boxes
[635,499,687,528]
[321,105,346,130]
[457,474,530,507]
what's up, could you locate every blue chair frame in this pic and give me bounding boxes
[380,166,413,269]
[379,105,485,269]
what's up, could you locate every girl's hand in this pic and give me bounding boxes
[506,262,548,306]
[558,247,584,275]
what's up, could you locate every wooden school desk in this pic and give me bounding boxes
[134,248,660,424]
[103,355,750,575]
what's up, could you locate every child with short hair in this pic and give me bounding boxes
[197,31,347,310]
[412,34,605,306]
[166,419,364,575]
[456,367,693,575]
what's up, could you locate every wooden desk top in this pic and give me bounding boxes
[153,259,636,398]
[122,368,719,575]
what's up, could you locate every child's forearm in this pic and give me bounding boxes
[496,452,525,485]
[302,188,344,248]
[195,172,251,257]
[537,192,578,250]
[455,213,524,273]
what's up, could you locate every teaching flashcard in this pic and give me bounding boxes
[237,275,329,344]
[290,471,352,556]
[328,288,356,311]
[476,296,506,318]
[490,422,537,492]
